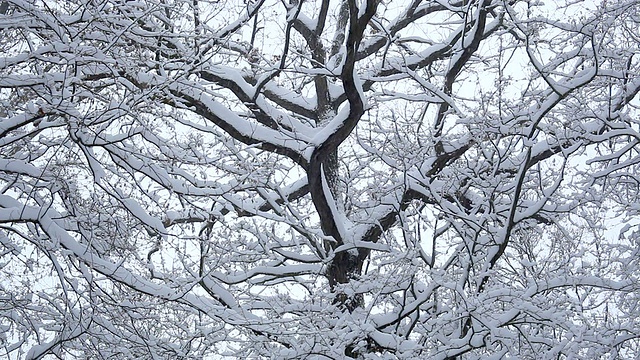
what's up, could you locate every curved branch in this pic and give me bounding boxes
[308,0,378,243]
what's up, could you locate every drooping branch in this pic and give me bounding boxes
[166,85,310,169]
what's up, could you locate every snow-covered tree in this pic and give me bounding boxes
[1,0,639,358]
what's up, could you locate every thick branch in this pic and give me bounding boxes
[167,89,309,169]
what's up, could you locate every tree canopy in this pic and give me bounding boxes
[1,0,639,358]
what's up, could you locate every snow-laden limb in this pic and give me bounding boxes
[0,197,223,312]
[0,194,295,354]
[166,79,311,165]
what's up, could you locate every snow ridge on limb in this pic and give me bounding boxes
[166,80,311,167]
[308,0,378,245]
